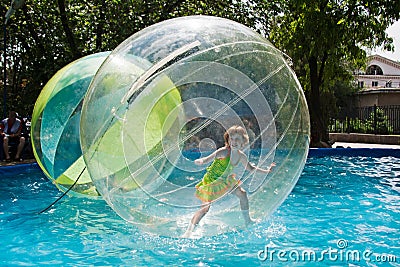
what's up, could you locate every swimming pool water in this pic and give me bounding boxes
[1,156,399,266]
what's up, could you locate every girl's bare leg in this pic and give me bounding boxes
[233,187,254,225]
[182,203,210,238]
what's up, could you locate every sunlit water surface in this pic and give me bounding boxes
[1,156,399,266]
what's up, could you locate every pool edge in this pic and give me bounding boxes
[0,162,39,174]
[1,148,399,173]
[308,148,400,158]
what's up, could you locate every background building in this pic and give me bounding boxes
[355,55,400,107]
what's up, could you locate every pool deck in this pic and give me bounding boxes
[0,158,36,167]
[309,142,400,157]
[332,142,400,149]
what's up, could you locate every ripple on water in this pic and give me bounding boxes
[0,157,399,266]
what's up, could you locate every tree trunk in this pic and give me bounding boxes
[308,56,329,147]
[57,0,81,59]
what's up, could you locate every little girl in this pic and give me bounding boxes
[183,125,275,238]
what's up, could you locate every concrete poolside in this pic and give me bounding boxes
[332,142,400,149]
[0,158,36,167]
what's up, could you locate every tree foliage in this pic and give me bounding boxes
[1,0,278,116]
[269,0,400,146]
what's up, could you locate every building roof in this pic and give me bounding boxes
[367,55,400,75]
[368,55,400,67]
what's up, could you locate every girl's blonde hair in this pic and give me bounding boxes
[224,125,249,147]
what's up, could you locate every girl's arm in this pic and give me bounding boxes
[194,147,227,165]
[239,151,276,174]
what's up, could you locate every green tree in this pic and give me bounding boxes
[1,0,277,116]
[269,0,400,146]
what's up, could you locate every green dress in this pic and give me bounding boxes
[195,155,241,202]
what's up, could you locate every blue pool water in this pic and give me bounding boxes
[1,155,399,266]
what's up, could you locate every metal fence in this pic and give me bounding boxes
[329,105,400,135]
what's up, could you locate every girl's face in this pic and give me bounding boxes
[229,133,244,150]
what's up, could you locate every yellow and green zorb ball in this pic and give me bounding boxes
[31,52,110,196]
